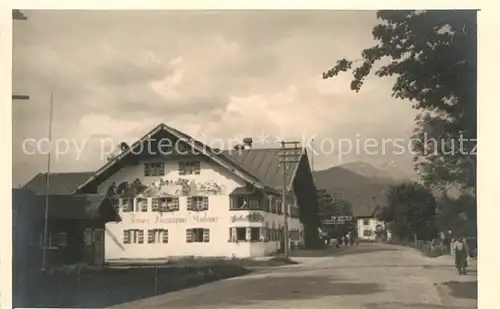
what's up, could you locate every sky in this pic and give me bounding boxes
[12,10,420,186]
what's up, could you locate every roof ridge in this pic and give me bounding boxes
[74,123,276,193]
[39,171,95,175]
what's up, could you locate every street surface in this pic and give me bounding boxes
[110,243,477,309]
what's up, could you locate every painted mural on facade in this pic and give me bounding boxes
[230,212,265,223]
[106,178,226,199]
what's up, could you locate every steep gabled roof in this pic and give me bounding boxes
[74,123,277,194]
[23,172,95,195]
[222,148,306,191]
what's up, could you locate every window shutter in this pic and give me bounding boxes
[148,230,155,243]
[203,197,209,211]
[137,230,144,244]
[203,229,210,242]
[186,229,192,242]
[187,197,193,211]
[160,198,167,212]
[123,230,131,244]
[230,227,236,242]
[152,198,159,212]
[144,164,150,176]
[162,229,168,243]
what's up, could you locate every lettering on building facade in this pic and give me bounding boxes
[230,212,265,223]
[155,217,187,224]
[128,214,216,224]
[193,215,219,223]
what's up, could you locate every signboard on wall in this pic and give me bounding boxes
[128,214,217,224]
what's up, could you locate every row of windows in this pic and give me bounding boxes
[116,196,298,216]
[143,161,201,177]
[228,227,302,242]
[230,196,300,217]
[123,228,209,244]
[116,196,209,212]
[114,195,297,217]
[123,227,303,244]
[123,229,169,244]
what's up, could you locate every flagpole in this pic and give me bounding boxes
[42,92,54,270]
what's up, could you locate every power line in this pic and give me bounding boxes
[13,10,30,100]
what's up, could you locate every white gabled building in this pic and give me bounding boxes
[74,123,319,261]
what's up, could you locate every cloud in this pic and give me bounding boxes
[12,10,419,185]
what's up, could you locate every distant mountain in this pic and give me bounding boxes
[339,161,411,183]
[312,162,411,218]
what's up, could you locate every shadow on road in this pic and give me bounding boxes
[286,264,452,275]
[156,275,383,308]
[288,245,399,258]
[443,281,477,299]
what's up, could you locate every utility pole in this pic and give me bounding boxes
[13,10,30,101]
[41,92,54,270]
[278,140,301,260]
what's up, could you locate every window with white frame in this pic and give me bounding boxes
[160,197,180,212]
[248,199,261,210]
[250,227,260,242]
[231,196,248,209]
[276,200,283,214]
[187,196,208,211]
[147,229,169,244]
[144,162,165,176]
[186,228,209,243]
[229,227,247,242]
[120,198,134,212]
[178,161,201,175]
[363,219,370,226]
[137,198,148,212]
[123,229,144,244]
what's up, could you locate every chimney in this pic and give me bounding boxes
[233,144,245,151]
[242,137,253,149]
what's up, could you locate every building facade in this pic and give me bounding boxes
[356,217,391,241]
[65,123,319,261]
[99,157,303,260]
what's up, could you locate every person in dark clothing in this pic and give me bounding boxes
[453,237,469,275]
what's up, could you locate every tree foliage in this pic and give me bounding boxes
[435,192,476,237]
[323,10,477,193]
[377,182,437,241]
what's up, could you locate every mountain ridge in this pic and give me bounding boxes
[313,161,410,217]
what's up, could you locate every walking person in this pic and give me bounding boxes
[452,237,469,275]
[343,234,349,247]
